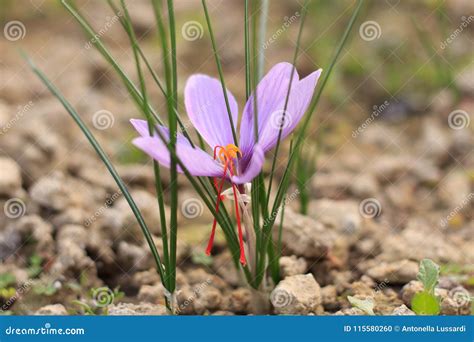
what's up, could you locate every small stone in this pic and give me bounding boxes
[116,164,155,188]
[365,260,419,284]
[213,252,240,286]
[311,172,353,199]
[116,241,148,271]
[392,304,415,315]
[272,274,321,315]
[30,171,102,212]
[186,268,228,291]
[334,307,365,315]
[106,189,169,239]
[132,269,161,288]
[278,208,336,259]
[138,284,165,303]
[455,64,474,93]
[308,200,361,235]
[0,157,22,196]
[441,286,472,315]
[196,285,223,311]
[320,285,338,309]
[35,304,68,315]
[349,174,379,198]
[176,285,199,315]
[226,288,253,313]
[108,302,167,315]
[50,224,98,285]
[417,119,450,165]
[211,310,235,315]
[1,215,54,259]
[438,170,471,209]
[369,155,410,182]
[331,271,354,294]
[280,256,307,277]
[378,219,464,264]
[401,281,424,305]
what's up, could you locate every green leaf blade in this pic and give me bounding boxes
[411,291,440,315]
[417,258,440,294]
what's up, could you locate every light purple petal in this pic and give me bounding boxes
[239,62,299,156]
[130,119,191,146]
[184,74,238,149]
[132,136,223,177]
[130,118,151,137]
[231,144,264,184]
[258,68,322,153]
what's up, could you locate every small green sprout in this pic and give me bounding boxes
[411,258,441,315]
[347,296,375,315]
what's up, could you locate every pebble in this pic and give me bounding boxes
[365,260,419,284]
[0,157,22,196]
[108,302,167,315]
[278,208,337,259]
[392,304,415,315]
[279,256,308,277]
[308,200,361,236]
[35,304,68,315]
[272,274,321,315]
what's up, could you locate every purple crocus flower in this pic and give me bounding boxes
[130,62,321,265]
[131,62,322,184]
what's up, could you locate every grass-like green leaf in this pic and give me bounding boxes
[23,52,167,284]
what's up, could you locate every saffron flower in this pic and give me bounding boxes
[131,62,321,266]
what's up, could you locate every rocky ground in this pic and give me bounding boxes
[0,1,473,315]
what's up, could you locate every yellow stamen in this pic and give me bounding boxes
[217,144,241,163]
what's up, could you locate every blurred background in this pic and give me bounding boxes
[0,0,472,315]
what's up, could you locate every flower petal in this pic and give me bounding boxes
[132,136,223,177]
[231,144,265,184]
[130,119,191,146]
[239,62,300,155]
[184,74,238,149]
[258,68,322,153]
